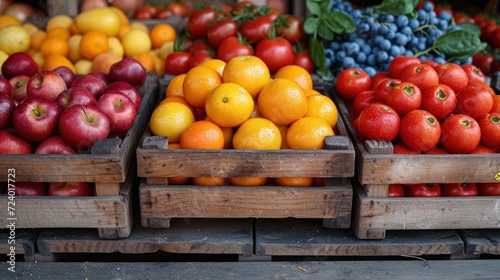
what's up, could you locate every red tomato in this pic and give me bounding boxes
[255,37,294,73]
[474,54,495,76]
[399,109,441,152]
[461,64,486,85]
[240,16,273,46]
[434,63,469,93]
[492,26,500,49]
[440,114,481,153]
[216,36,253,62]
[156,8,173,19]
[469,145,496,154]
[421,84,456,121]
[206,19,238,48]
[134,6,158,19]
[441,183,478,197]
[293,53,315,73]
[434,6,453,17]
[374,78,400,103]
[265,8,281,21]
[405,183,441,197]
[388,184,405,197]
[167,2,190,17]
[188,40,212,55]
[455,85,493,120]
[386,82,422,117]
[232,1,257,14]
[187,7,217,39]
[492,95,500,113]
[388,56,420,79]
[477,113,500,148]
[470,82,496,97]
[164,52,192,75]
[356,103,400,142]
[480,20,497,43]
[189,52,212,69]
[424,146,449,154]
[421,59,439,68]
[371,71,390,90]
[477,182,500,196]
[393,143,420,154]
[454,12,472,24]
[401,63,439,91]
[277,15,304,44]
[336,68,372,101]
[352,90,375,118]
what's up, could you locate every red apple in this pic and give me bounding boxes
[35,135,77,154]
[108,57,147,87]
[9,75,30,105]
[53,66,76,88]
[59,105,110,150]
[71,74,106,98]
[56,87,97,111]
[103,81,141,111]
[0,129,33,154]
[1,52,39,79]
[13,96,61,142]
[48,182,93,196]
[0,76,13,97]
[97,92,136,133]
[0,94,15,129]
[15,182,48,196]
[27,71,67,101]
[88,71,111,87]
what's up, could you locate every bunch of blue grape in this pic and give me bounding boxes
[323,0,472,76]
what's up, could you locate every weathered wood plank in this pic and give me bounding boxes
[458,229,500,256]
[0,229,38,256]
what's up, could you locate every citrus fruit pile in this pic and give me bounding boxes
[149,55,339,187]
[0,7,177,76]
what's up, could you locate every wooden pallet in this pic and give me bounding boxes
[0,229,38,262]
[458,229,500,259]
[255,218,465,260]
[330,84,500,240]
[137,81,355,229]
[0,73,159,239]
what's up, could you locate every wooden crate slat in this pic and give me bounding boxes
[458,229,500,256]
[0,229,39,255]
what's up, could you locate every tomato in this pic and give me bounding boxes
[393,143,419,154]
[400,63,439,91]
[164,52,192,75]
[474,54,495,76]
[424,146,449,154]
[388,184,405,197]
[480,20,497,43]
[240,16,273,46]
[453,12,472,24]
[405,183,441,197]
[216,36,253,62]
[399,109,441,152]
[265,8,281,21]
[469,145,496,154]
[434,63,469,93]
[477,182,500,196]
[188,40,212,55]
[455,85,493,120]
[134,6,158,20]
[388,56,420,79]
[440,114,481,153]
[374,78,400,104]
[352,90,375,118]
[477,113,500,148]
[371,71,390,90]
[461,64,486,85]
[434,6,453,17]
[336,68,372,101]
[492,26,500,50]
[207,19,238,48]
[233,1,257,14]
[189,52,212,69]
[421,84,456,121]
[492,95,500,113]
[356,103,400,142]
[293,53,315,73]
[386,82,422,117]
[276,15,304,44]
[441,183,478,197]
[421,59,439,68]
[187,7,217,39]
[255,37,294,73]
[470,82,496,97]
[167,2,190,18]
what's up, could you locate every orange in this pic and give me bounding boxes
[149,23,176,49]
[118,24,132,39]
[229,177,267,186]
[200,58,226,76]
[69,20,80,35]
[183,65,222,108]
[258,78,308,126]
[153,55,164,76]
[192,177,227,186]
[46,14,73,32]
[179,120,225,150]
[91,52,122,73]
[286,117,334,150]
[167,143,190,185]
[0,15,21,29]
[160,96,196,116]
[42,54,75,73]
[149,101,195,143]
[275,177,313,187]
[250,102,263,118]
[222,55,271,99]
[220,126,234,149]
[166,74,186,98]
[109,6,130,26]
[121,28,151,57]
[305,94,338,128]
[40,37,69,57]
[205,83,254,128]
[30,30,47,51]
[274,65,313,90]
[46,27,71,41]
[277,125,289,149]
[79,30,110,60]
[132,52,156,73]
[232,117,281,150]
[304,88,323,97]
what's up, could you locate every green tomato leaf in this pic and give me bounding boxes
[373,0,417,15]
[306,0,333,17]
[323,11,356,34]
[433,30,484,58]
[309,37,326,71]
[304,17,319,36]
[317,22,335,41]
[456,22,481,36]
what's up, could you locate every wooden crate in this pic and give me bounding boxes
[330,85,500,240]
[137,82,355,229]
[458,229,500,258]
[0,73,159,239]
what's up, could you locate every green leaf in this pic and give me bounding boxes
[433,30,484,58]
[317,22,335,41]
[303,17,319,36]
[309,37,326,71]
[322,11,356,34]
[456,22,481,36]
[373,0,417,16]
[317,68,334,81]
[306,0,333,17]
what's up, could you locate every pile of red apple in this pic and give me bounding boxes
[0,53,147,196]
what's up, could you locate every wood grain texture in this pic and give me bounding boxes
[0,229,39,255]
[458,229,500,256]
